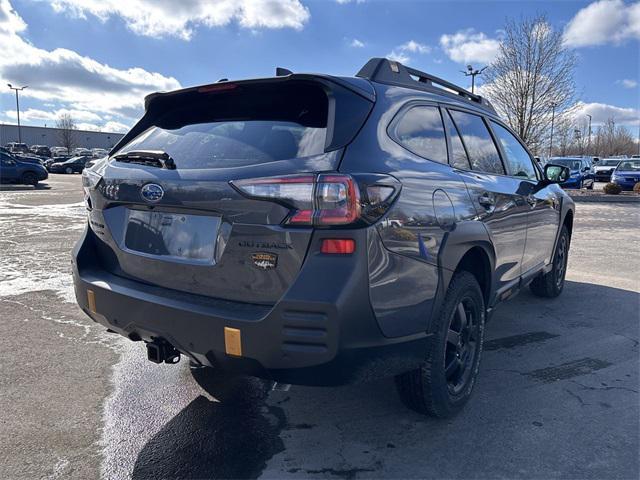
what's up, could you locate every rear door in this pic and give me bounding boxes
[445,108,529,294]
[87,77,373,305]
[488,120,560,274]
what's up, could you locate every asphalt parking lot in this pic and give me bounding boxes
[0,175,638,480]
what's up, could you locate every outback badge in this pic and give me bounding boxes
[252,252,277,270]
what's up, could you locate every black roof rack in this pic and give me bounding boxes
[356,58,495,113]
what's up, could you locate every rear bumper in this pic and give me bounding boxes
[72,226,429,386]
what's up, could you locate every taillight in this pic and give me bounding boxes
[231,174,361,226]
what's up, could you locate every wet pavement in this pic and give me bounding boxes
[1,175,638,479]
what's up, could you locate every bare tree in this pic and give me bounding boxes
[590,118,637,157]
[55,113,78,153]
[483,15,577,152]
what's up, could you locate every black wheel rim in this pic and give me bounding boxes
[444,296,479,395]
[555,234,568,289]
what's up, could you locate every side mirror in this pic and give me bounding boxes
[544,164,570,183]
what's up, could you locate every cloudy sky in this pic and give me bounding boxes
[0,0,638,133]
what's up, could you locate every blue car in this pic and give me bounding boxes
[548,157,594,189]
[611,159,640,190]
[1,151,49,186]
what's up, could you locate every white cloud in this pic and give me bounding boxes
[617,79,638,88]
[47,0,310,40]
[350,38,365,48]
[439,29,500,64]
[387,40,431,64]
[574,101,639,127]
[0,0,181,131]
[563,0,640,47]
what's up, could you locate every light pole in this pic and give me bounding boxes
[7,84,27,144]
[586,114,592,153]
[549,102,558,158]
[461,65,487,94]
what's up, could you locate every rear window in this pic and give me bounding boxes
[115,81,329,170]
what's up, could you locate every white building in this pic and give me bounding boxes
[0,123,125,149]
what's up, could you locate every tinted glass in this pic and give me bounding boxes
[490,122,537,180]
[117,121,327,170]
[449,110,504,175]
[394,106,447,163]
[443,111,471,170]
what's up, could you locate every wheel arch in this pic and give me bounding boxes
[433,222,496,331]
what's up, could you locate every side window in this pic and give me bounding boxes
[449,110,505,175]
[393,106,448,164]
[490,121,538,180]
[443,111,471,170]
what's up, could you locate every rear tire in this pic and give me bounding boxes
[395,271,485,417]
[21,172,38,186]
[530,225,570,298]
[587,180,594,190]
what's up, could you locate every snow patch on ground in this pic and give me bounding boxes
[0,199,86,303]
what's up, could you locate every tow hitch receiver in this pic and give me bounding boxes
[147,340,180,364]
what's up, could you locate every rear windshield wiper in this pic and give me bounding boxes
[113,150,176,170]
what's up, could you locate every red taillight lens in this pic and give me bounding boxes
[321,239,355,254]
[230,174,361,226]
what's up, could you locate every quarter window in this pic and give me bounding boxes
[449,110,504,175]
[490,122,537,180]
[393,106,448,164]
[443,111,471,170]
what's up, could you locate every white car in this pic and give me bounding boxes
[91,148,109,158]
[50,146,69,156]
[593,158,621,182]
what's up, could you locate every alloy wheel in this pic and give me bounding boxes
[444,297,479,395]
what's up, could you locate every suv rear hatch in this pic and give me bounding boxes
[85,75,374,305]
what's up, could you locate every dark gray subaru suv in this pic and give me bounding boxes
[73,58,574,417]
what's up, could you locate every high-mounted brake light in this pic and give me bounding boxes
[197,83,238,94]
[230,174,361,226]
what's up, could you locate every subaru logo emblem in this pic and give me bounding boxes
[141,183,164,202]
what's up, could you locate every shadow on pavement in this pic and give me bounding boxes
[0,183,51,191]
[130,280,639,479]
[131,371,287,480]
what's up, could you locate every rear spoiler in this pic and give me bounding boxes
[111,73,376,155]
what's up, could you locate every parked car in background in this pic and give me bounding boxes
[593,158,621,182]
[48,156,91,174]
[5,142,29,154]
[72,147,92,156]
[611,159,640,190]
[73,57,575,417]
[29,145,52,158]
[0,151,48,186]
[548,157,594,189]
[51,146,69,156]
[15,154,45,165]
[44,156,71,169]
[91,148,109,158]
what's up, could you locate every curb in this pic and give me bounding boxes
[568,194,640,203]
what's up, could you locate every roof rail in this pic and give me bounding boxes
[356,58,495,113]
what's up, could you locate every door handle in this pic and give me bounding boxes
[477,193,496,209]
[525,195,537,207]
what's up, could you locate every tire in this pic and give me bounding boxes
[395,271,485,417]
[530,225,570,298]
[587,181,594,190]
[21,172,38,186]
[65,167,73,174]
